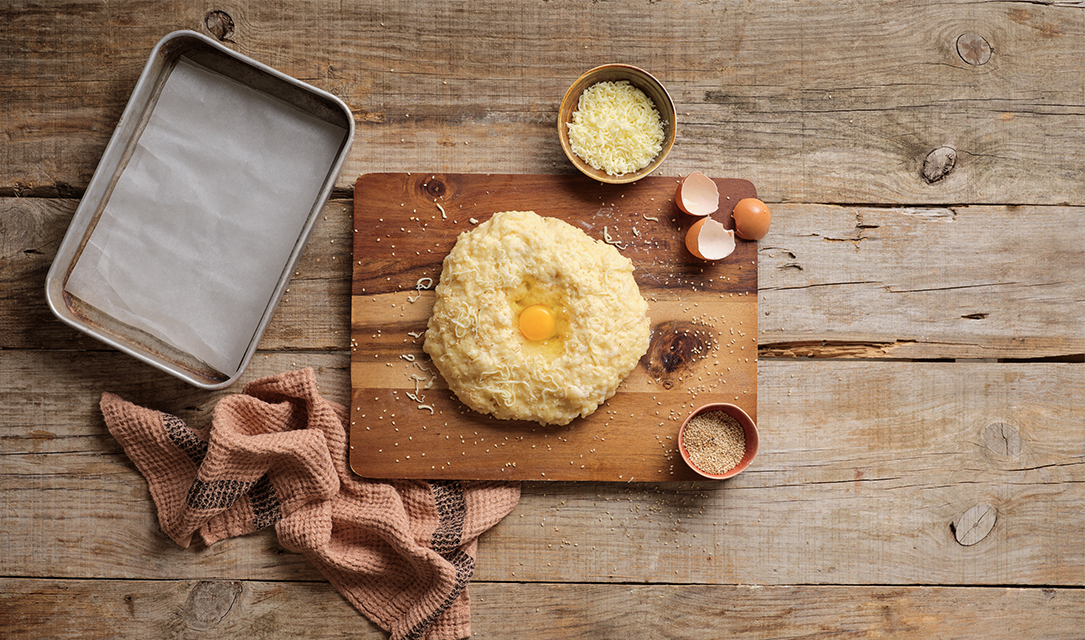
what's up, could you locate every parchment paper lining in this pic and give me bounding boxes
[66,58,347,375]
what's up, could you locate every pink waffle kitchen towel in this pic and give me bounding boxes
[101,367,520,640]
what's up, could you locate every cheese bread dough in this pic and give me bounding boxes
[424,211,650,426]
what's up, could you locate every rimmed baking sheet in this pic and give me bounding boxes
[46,30,354,388]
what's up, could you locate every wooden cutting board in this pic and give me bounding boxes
[350,173,758,481]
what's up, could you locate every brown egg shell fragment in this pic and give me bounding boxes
[675,172,720,216]
[685,217,736,261]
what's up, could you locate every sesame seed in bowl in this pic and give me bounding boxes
[678,403,759,480]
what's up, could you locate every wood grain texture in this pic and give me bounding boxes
[350,174,758,480]
[2,2,1084,205]
[0,197,354,352]
[0,351,344,583]
[479,361,1085,587]
[3,351,1080,587]
[758,203,1085,359]
[4,1,1084,637]
[2,579,1083,640]
[6,197,1080,360]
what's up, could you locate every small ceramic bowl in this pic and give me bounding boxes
[678,403,759,480]
[557,64,677,185]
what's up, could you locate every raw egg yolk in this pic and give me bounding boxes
[519,305,555,341]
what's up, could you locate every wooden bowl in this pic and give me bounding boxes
[678,403,759,480]
[557,64,677,185]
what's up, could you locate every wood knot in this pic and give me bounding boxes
[183,580,242,630]
[204,10,236,42]
[951,503,996,546]
[422,177,447,199]
[983,422,1022,457]
[921,147,956,183]
[957,32,992,66]
[645,321,712,386]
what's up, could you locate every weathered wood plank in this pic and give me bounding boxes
[0,352,348,583]
[4,1,1083,637]
[3,352,1081,586]
[2,1,1084,205]
[0,197,353,352]
[759,204,1085,359]
[479,360,1085,586]
[0,577,381,640]
[7,197,1082,359]
[0,197,76,349]
[1,579,1082,640]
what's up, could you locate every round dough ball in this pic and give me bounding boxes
[423,211,650,426]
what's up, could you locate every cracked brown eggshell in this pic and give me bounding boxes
[675,172,719,216]
[684,216,735,261]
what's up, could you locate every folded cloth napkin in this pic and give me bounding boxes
[100,367,520,640]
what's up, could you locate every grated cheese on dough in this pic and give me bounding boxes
[566,80,665,177]
[423,211,650,426]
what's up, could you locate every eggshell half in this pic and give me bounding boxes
[676,172,720,216]
[685,217,736,261]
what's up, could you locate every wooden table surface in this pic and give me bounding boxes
[2,2,1083,638]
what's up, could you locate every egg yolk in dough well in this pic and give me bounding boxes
[519,304,556,341]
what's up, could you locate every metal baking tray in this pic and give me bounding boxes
[45,30,354,389]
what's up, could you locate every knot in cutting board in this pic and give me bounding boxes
[421,175,448,199]
[645,320,714,389]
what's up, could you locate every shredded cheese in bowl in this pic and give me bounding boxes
[566,80,666,177]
